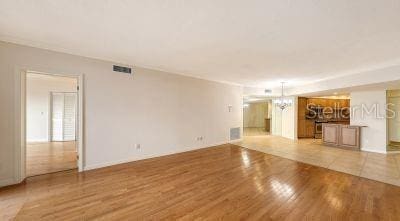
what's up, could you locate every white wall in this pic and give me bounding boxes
[271,103,282,136]
[271,97,297,140]
[26,74,77,142]
[0,41,243,186]
[350,90,387,153]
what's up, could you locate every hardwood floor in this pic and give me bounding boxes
[26,141,77,177]
[2,144,400,220]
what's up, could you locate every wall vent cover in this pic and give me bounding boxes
[230,127,241,140]
[113,65,132,74]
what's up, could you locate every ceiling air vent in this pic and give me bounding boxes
[113,65,132,74]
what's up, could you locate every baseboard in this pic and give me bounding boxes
[0,177,16,187]
[387,150,400,154]
[26,139,49,143]
[361,148,387,154]
[229,138,243,143]
[84,141,230,171]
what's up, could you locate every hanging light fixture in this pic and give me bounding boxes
[274,82,292,110]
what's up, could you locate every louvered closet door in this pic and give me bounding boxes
[51,93,64,141]
[63,93,77,141]
[51,92,77,141]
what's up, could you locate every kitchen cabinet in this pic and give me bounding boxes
[322,123,363,150]
[298,97,350,139]
[298,119,306,138]
[340,99,350,108]
[298,119,315,138]
[297,98,308,138]
[326,99,335,108]
[308,98,325,106]
[305,120,315,138]
[298,97,307,118]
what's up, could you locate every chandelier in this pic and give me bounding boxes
[274,82,292,110]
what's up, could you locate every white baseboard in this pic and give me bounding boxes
[361,148,387,154]
[84,141,230,171]
[0,177,16,187]
[229,138,243,143]
[26,139,49,143]
[387,150,400,154]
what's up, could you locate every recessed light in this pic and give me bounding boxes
[333,92,338,95]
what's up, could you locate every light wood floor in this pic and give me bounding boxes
[26,141,77,177]
[1,144,400,220]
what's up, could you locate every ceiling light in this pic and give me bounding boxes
[274,82,292,110]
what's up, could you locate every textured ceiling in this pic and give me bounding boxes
[1,0,400,88]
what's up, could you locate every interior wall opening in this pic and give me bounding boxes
[26,72,79,177]
[243,98,272,137]
[297,94,350,140]
[387,89,400,151]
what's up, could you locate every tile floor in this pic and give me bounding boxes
[232,135,400,186]
[243,127,270,136]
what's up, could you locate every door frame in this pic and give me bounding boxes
[16,69,84,183]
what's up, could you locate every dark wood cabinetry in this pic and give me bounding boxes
[298,118,315,138]
[298,97,350,139]
[298,97,315,138]
[265,118,271,132]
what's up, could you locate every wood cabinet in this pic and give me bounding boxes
[322,123,362,150]
[306,98,349,109]
[298,119,306,138]
[305,120,315,138]
[298,97,316,138]
[298,97,307,118]
[340,99,350,108]
[298,97,350,139]
[265,118,271,132]
[298,119,315,138]
[307,98,327,107]
[297,97,311,138]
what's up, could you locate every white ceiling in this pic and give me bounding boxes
[1,0,400,88]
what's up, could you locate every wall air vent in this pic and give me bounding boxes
[230,127,241,140]
[113,65,132,74]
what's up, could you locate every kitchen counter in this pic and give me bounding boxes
[322,123,365,150]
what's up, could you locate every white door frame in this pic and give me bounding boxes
[16,70,84,183]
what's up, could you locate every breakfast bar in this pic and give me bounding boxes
[322,123,365,150]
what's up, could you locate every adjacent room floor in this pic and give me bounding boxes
[26,141,77,177]
[1,144,400,220]
[243,127,269,136]
[233,135,400,186]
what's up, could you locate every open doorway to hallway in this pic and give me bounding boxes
[26,72,78,177]
[387,89,400,151]
[243,97,272,136]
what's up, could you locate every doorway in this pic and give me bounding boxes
[243,98,272,136]
[387,89,400,151]
[25,72,79,177]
